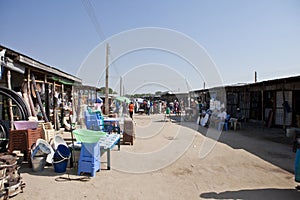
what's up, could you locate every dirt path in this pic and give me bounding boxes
[14,114,300,200]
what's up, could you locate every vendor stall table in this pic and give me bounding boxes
[99,134,120,170]
[74,133,120,174]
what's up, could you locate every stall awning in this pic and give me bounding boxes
[50,76,74,85]
[0,50,25,74]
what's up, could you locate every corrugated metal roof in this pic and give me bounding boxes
[191,74,300,93]
[0,45,82,84]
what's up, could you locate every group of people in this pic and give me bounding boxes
[198,107,226,128]
[198,105,245,130]
[127,99,152,119]
[126,99,184,119]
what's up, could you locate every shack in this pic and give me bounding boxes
[192,75,300,128]
[0,45,82,130]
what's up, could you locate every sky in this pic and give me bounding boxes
[1,0,300,94]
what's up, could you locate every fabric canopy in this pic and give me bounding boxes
[115,96,131,103]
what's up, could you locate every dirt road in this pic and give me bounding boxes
[14,114,300,200]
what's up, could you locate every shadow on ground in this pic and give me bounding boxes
[200,188,300,200]
[168,115,296,173]
[19,162,78,177]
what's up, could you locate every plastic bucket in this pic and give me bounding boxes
[53,135,68,150]
[53,144,71,173]
[32,142,52,157]
[31,156,46,172]
[35,139,54,164]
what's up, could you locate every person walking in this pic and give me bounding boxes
[128,102,134,119]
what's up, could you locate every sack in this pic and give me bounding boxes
[196,116,200,125]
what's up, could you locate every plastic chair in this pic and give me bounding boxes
[40,122,56,142]
[84,110,104,131]
[218,115,231,131]
[77,143,100,177]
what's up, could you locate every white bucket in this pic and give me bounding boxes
[35,139,54,163]
[53,135,68,150]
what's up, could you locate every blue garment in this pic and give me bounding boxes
[295,149,300,182]
[95,97,103,103]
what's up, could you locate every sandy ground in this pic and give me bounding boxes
[13,114,300,200]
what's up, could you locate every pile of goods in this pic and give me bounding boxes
[0,152,25,199]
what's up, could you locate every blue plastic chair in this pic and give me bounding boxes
[84,110,104,131]
[77,143,100,177]
[218,114,231,131]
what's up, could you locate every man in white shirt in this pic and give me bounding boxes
[217,108,227,120]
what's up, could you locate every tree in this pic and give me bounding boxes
[98,87,115,94]
[155,91,162,95]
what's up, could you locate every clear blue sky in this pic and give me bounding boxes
[1,0,300,94]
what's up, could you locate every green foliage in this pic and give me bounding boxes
[98,87,115,94]
[119,91,162,98]
[155,91,162,95]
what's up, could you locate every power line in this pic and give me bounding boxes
[81,0,106,40]
[81,0,122,88]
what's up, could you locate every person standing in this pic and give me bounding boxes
[158,101,162,114]
[128,102,134,119]
[135,99,139,113]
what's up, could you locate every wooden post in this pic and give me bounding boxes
[105,43,109,115]
[282,82,286,130]
[60,83,64,130]
[53,81,57,129]
[62,84,64,107]
[7,70,14,129]
[31,73,49,122]
[261,90,264,122]
[71,85,75,124]
[77,89,82,127]
[44,75,50,120]
[27,69,36,116]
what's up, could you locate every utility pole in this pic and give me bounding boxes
[105,43,110,115]
[120,76,123,96]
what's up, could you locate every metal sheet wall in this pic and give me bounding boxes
[275,91,292,125]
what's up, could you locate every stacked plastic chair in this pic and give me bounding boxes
[74,129,105,177]
[77,110,104,176]
[77,142,100,177]
[84,110,104,131]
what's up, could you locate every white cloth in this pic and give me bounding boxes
[200,114,209,126]
[217,111,227,120]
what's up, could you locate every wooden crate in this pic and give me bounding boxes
[123,119,135,145]
[9,128,42,162]
[9,130,27,158]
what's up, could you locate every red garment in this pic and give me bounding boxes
[129,103,134,112]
